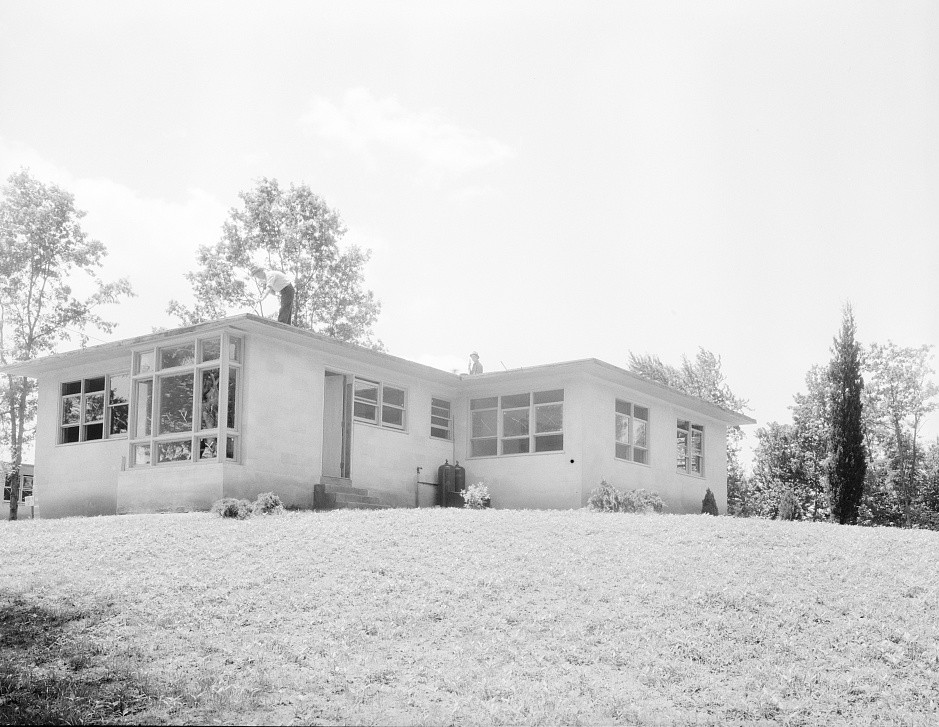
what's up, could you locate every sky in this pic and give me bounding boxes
[1,1,938,465]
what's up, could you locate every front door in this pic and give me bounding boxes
[322,372,352,479]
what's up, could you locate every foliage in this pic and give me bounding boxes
[777,489,802,521]
[0,169,133,520]
[701,488,719,516]
[750,420,829,520]
[210,498,252,519]
[168,178,382,349]
[251,491,284,516]
[827,304,867,525]
[587,481,664,513]
[461,482,490,509]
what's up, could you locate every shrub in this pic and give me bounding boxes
[461,483,491,509]
[211,498,252,519]
[777,489,802,521]
[252,491,284,516]
[701,488,719,516]
[587,481,664,513]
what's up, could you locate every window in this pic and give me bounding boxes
[3,472,32,503]
[470,389,563,457]
[615,400,649,464]
[677,420,704,475]
[431,398,452,440]
[130,334,242,466]
[59,374,129,444]
[353,378,407,430]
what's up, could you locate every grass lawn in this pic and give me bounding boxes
[1,509,937,725]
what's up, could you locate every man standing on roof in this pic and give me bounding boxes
[468,351,483,375]
[252,266,295,325]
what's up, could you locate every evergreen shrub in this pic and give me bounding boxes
[701,488,719,516]
[587,481,664,513]
[252,491,284,515]
[211,498,253,519]
[777,489,802,521]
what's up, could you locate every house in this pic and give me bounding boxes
[3,462,34,506]
[0,314,755,518]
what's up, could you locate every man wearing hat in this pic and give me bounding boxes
[251,266,295,325]
[468,351,483,375]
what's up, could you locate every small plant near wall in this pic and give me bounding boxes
[252,492,284,515]
[701,488,719,516]
[587,481,664,513]
[461,483,491,509]
[211,492,284,519]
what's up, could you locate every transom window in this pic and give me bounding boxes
[677,419,704,475]
[353,378,407,430]
[59,374,129,444]
[615,400,649,464]
[130,333,242,467]
[431,398,452,440]
[470,389,564,457]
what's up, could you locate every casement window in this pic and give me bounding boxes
[3,473,32,503]
[353,378,407,430]
[615,400,649,464]
[431,398,452,440]
[676,419,704,475]
[470,389,564,457]
[59,374,129,444]
[130,333,242,467]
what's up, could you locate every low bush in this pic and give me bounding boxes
[211,498,252,519]
[587,481,664,513]
[461,483,491,509]
[777,489,802,521]
[252,492,284,516]
[701,488,719,516]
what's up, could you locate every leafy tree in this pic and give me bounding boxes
[0,169,133,519]
[628,348,750,507]
[862,342,938,528]
[168,178,383,349]
[827,304,867,525]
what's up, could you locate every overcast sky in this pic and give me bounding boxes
[2,1,937,463]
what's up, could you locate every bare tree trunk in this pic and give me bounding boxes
[6,375,21,520]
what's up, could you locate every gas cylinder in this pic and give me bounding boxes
[437,460,455,506]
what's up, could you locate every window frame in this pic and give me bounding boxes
[469,389,564,458]
[614,399,650,465]
[430,397,452,441]
[57,373,130,445]
[128,331,243,468]
[352,378,408,432]
[676,419,705,476]
[3,472,33,503]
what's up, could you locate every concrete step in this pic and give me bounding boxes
[341,501,384,510]
[333,492,381,506]
[323,483,373,497]
[321,475,353,487]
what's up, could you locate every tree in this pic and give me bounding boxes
[168,178,383,349]
[0,169,133,519]
[862,342,938,528]
[628,348,751,507]
[827,304,867,525]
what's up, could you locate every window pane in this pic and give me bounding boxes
[502,408,529,437]
[62,380,81,396]
[383,386,405,408]
[62,395,81,425]
[135,379,153,437]
[677,419,690,431]
[135,351,154,375]
[471,397,498,410]
[84,376,105,393]
[471,438,497,457]
[200,337,221,362]
[431,398,450,413]
[198,437,218,460]
[109,374,130,405]
[634,419,648,448]
[228,338,242,363]
[134,444,151,466]
[157,439,192,464]
[354,379,379,403]
[84,423,104,441]
[615,413,630,444]
[431,427,451,440]
[227,368,238,429]
[381,406,404,428]
[109,404,129,436]
[501,393,530,409]
[633,447,648,465]
[160,344,195,369]
[472,409,497,438]
[158,373,194,434]
[535,403,562,433]
[431,415,450,428]
[676,429,689,471]
[84,393,105,423]
[501,437,530,455]
[61,426,80,444]
[615,442,630,460]
[533,389,563,404]
[691,456,703,475]
[691,429,703,455]
[354,401,378,422]
[200,368,220,430]
[634,405,649,421]
[615,399,630,416]
[226,436,237,460]
[534,434,563,452]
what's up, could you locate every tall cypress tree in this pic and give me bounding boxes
[827,304,867,524]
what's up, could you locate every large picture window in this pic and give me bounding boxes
[130,333,242,467]
[353,378,407,431]
[59,374,129,444]
[615,400,649,464]
[470,389,563,457]
[676,419,704,475]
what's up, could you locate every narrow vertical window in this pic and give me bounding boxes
[677,420,704,475]
[431,398,452,440]
[615,400,649,464]
[470,397,498,456]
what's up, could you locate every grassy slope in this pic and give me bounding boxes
[1,510,937,725]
